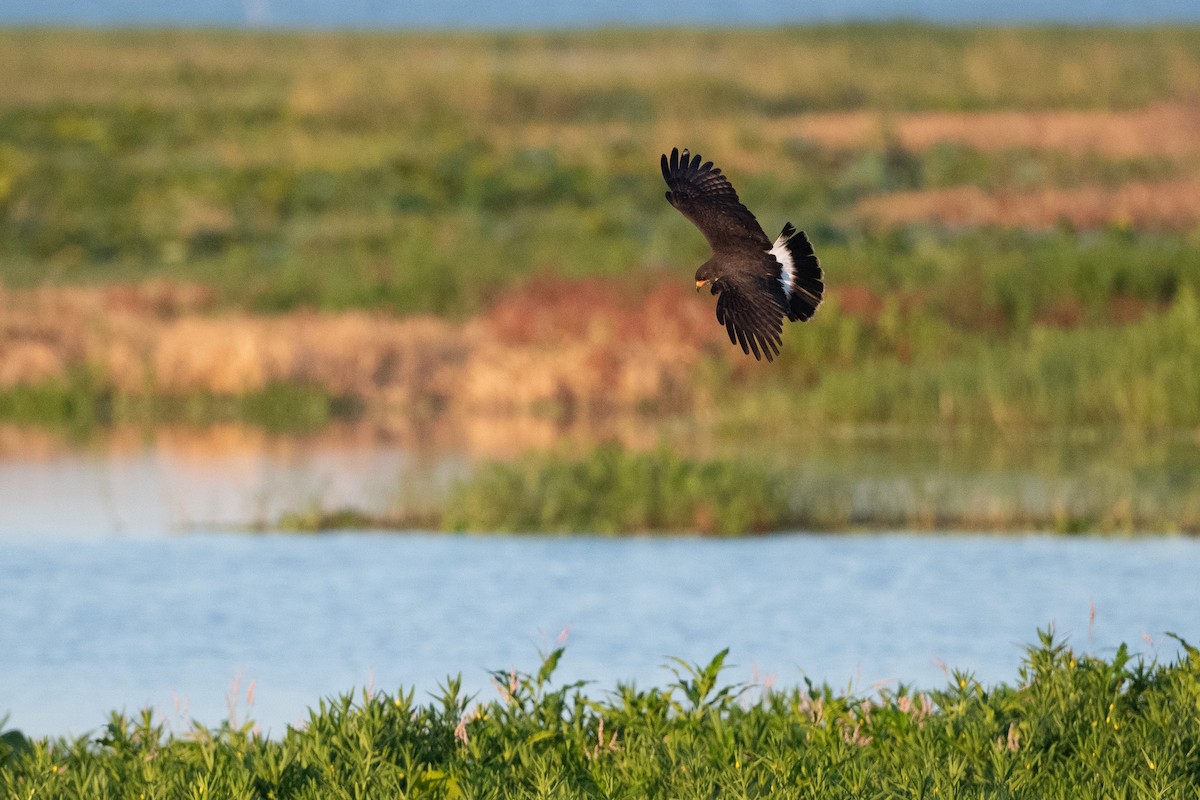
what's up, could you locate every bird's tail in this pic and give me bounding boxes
[770,222,824,322]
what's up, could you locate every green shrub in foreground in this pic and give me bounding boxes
[2,630,1199,798]
[443,443,788,535]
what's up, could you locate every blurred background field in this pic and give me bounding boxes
[2,25,1200,531]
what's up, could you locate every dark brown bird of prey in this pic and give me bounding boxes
[661,147,824,361]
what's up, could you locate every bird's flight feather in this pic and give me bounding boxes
[716,274,787,361]
[661,148,771,251]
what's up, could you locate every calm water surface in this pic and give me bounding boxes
[3,532,1197,739]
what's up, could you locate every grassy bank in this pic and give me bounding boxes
[3,631,1198,797]
[274,444,791,535]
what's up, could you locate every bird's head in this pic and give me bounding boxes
[695,263,720,294]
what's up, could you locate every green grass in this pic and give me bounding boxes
[0,379,342,432]
[3,128,1196,318]
[3,630,1199,798]
[3,27,1199,314]
[751,284,1200,430]
[273,504,440,534]
[444,443,788,535]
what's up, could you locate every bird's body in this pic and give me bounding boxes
[661,147,824,361]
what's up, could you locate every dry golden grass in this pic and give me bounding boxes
[0,277,730,415]
[462,278,724,414]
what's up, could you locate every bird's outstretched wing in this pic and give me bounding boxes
[662,147,771,251]
[714,273,788,362]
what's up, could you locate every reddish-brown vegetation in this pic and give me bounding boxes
[0,278,731,417]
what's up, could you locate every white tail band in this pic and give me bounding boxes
[770,232,795,299]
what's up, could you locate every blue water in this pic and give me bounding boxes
[3,0,1198,27]
[3,532,1197,739]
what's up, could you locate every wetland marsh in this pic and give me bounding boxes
[3,23,1200,796]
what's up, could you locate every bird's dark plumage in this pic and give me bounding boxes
[661,147,824,361]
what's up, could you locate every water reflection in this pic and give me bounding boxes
[1,416,705,536]
[2,419,1198,536]
[0,422,455,537]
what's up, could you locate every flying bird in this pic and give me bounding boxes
[661,147,824,361]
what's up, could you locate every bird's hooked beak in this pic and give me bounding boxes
[695,279,710,292]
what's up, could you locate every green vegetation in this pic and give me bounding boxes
[760,282,1200,429]
[4,28,1200,430]
[273,504,441,534]
[3,631,1199,797]
[2,27,1199,312]
[444,443,788,535]
[0,378,339,432]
